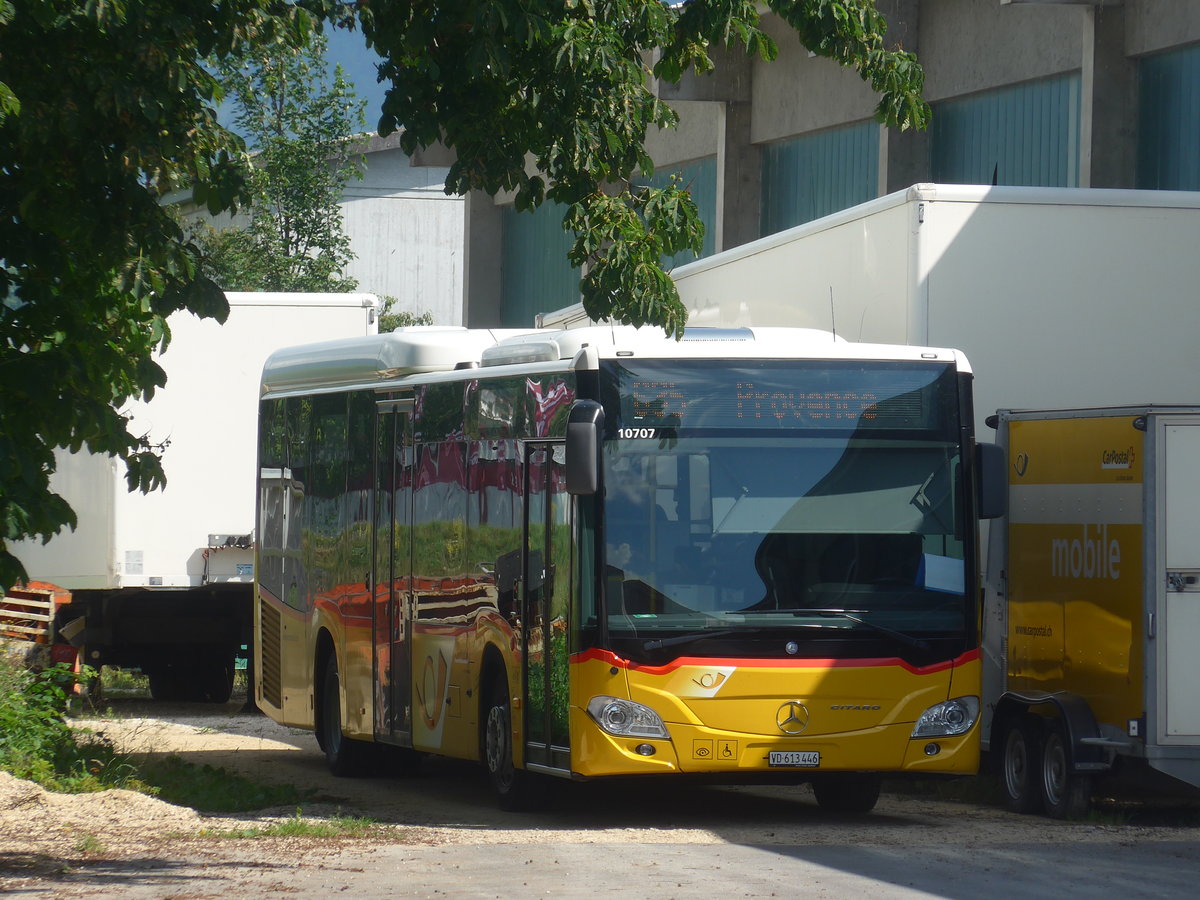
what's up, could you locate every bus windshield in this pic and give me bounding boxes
[598,359,970,665]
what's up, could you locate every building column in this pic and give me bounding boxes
[1081,4,1137,188]
[715,99,762,251]
[463,190,503,328]
[877,0,930,194]
[880,125,931,194]
[657,44,760,252]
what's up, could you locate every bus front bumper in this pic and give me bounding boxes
[569,707,980,779]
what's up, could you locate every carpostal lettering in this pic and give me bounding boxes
[1101,447,1135,469]
[1050,524,1120,580]
[1015,625,1053,638]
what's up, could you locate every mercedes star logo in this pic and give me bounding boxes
[776,701,810,735]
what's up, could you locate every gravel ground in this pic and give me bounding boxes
[3,695,1200,897]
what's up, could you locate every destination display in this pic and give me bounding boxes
[631,381,890,424]
[607,361,956,433]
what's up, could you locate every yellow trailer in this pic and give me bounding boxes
[984,407,1200,817]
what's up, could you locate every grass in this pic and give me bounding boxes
[98,666,150,697]
[887,770,1200,826]
[206,808,385,840]
[134,754,314,812]
[1083,804,1131,826]
[96,663,250,701]
[884,772,1005,807]
[1084,793,1200,827]
[73,834,106,855]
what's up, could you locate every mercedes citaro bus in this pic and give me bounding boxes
[253,324,1003,810]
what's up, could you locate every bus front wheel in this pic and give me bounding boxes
[483,678,546,811]
[810,773,881,813]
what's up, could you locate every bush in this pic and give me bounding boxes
[0,654,302,810]
[0,654,145,793]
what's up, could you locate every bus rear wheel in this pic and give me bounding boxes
[320,654,372,777]
[810,773,881,813]
[483,678,546,811]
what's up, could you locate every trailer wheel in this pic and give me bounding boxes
[197,652,235,704]
[319,655,372,777]
[811,774,882,813]
[483,677,546,811]
[148,669,183,702]
[1041,724,1090,820]
[1001,717,1043,814]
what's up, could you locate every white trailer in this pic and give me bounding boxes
[10,292,379,700]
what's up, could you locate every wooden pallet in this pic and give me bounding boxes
[0,587,56,643]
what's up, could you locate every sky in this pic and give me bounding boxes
[213,25,390,138]
[325,25,390,134]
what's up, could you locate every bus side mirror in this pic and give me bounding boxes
[566,400,604,495]
[976,442,1006,519]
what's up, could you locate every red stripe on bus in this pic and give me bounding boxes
[570,647,980,676]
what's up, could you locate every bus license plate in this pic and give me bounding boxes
[769,751,820,768]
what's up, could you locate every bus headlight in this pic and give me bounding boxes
[587,696,670,739]
[911,696,979,738]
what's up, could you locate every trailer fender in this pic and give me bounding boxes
[991,691,1111,775]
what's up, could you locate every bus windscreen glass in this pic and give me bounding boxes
[598,360,968,664]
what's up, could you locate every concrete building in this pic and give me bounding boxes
[197,2,1200,330]
[181,133,471,326]
[481,0,1200,327]
[337,133,465,325]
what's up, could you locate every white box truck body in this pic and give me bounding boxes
[673,184,1200,439]
[9,292,379,700]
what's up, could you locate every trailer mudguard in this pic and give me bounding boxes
[992,690,1112,774]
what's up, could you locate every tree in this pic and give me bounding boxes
[379,300,434,333]
[195,28,367,292]
[0,0,925,591]
[356,0,930,337]
[0,1,318,591]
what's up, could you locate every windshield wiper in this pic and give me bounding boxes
[809,608,931,652]
[736,607,931,651]
[643,628,751,651]
[640,612,931,653]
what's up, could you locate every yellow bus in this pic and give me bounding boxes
[254,324,1002,810]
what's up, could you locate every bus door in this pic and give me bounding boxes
[523,442,571,772]
[374,398,414,744]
